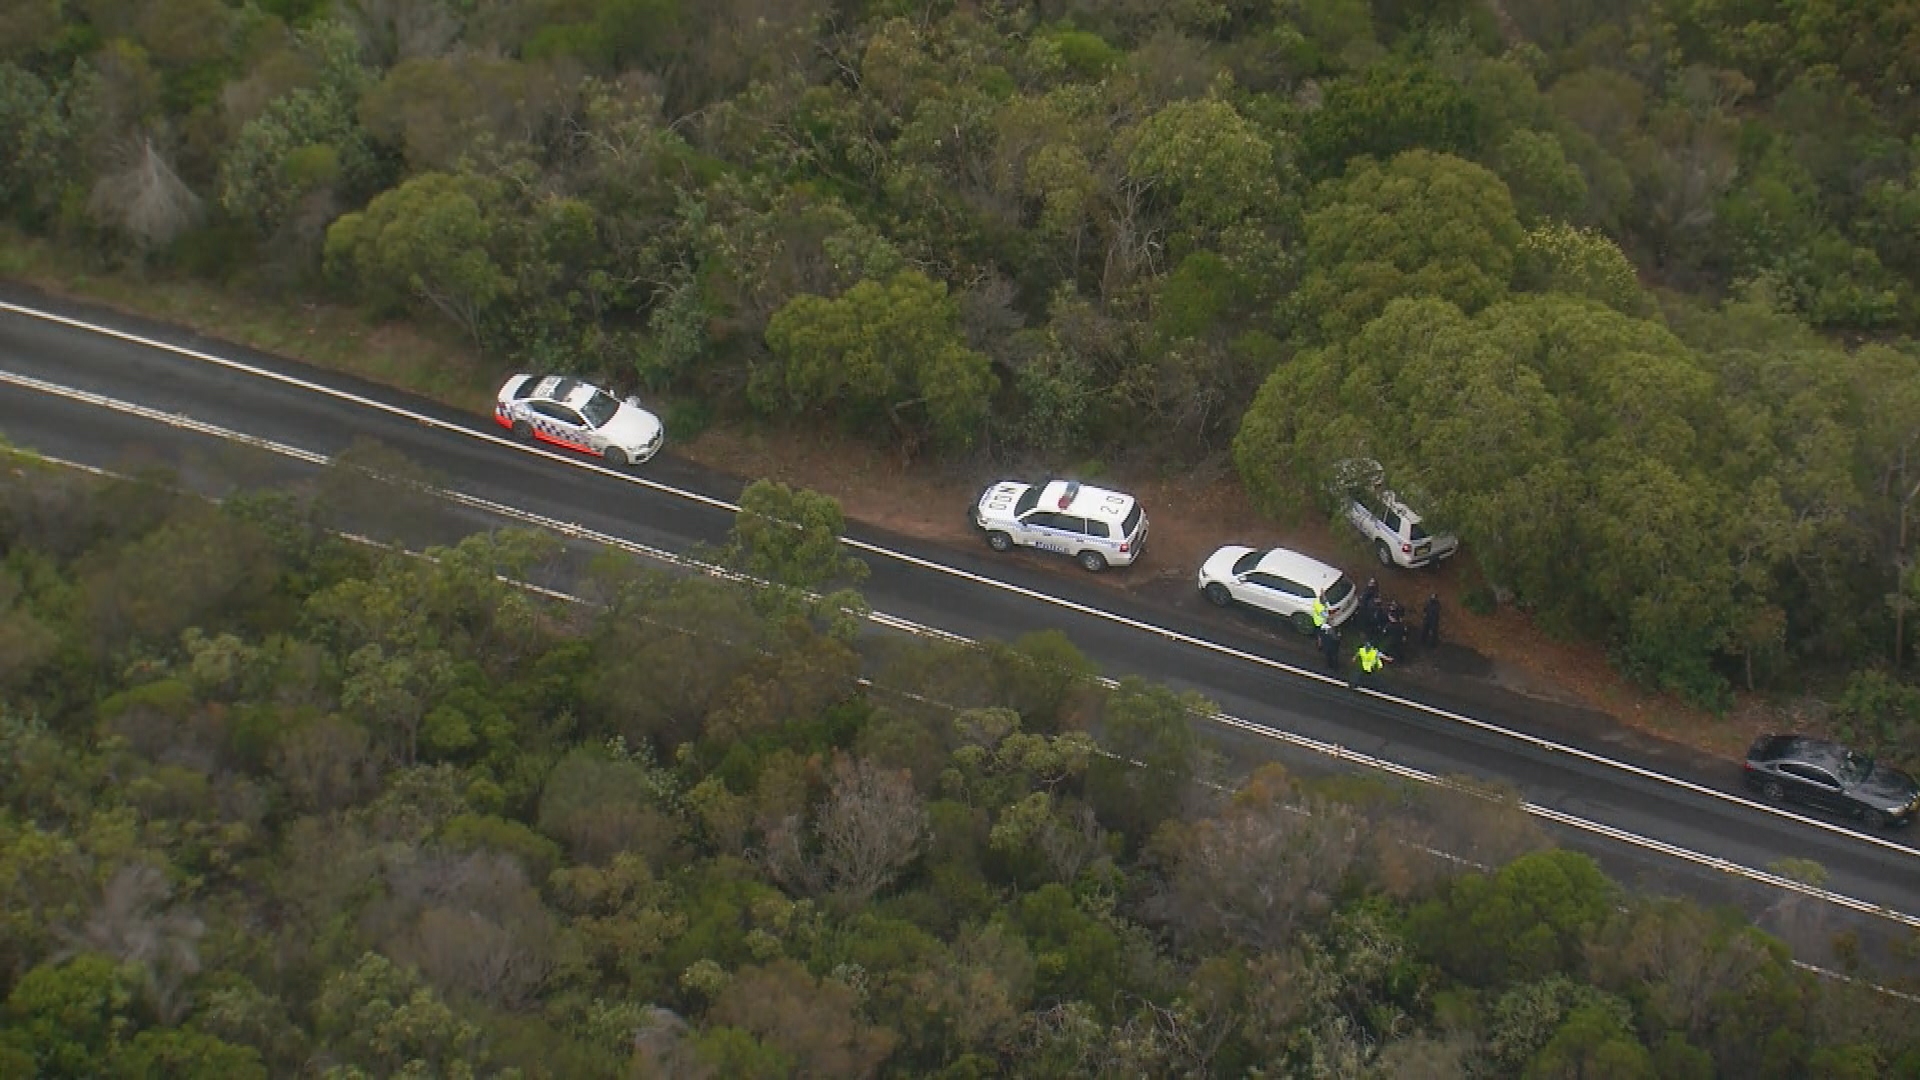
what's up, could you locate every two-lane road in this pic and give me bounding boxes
[1,289,1914,967]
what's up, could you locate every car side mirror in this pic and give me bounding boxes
[624,395,644,409]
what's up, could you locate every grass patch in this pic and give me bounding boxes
[0,227,498,413]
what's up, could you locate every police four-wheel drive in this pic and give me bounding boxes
[971,479,1149,572]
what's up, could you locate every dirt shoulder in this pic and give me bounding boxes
[0,251,1776,767]
[679,425,1775,765]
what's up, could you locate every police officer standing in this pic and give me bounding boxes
[1383,601,1408,659]
[1350,639,1390,689]
[1422,592,1442,648]
[1319,624,1342,673]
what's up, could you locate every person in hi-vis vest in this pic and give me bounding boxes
[1350,640,1390,689]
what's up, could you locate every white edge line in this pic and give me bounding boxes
[2,302,1917,857]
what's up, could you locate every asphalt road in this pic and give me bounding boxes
[2,287,1916,974]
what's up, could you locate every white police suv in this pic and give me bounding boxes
[971,479,1149,572]
[495,374,665,466]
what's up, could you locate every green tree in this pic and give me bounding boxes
[728,480,867,590]
[1512,222,1645,313]
[1295,150,1524,340]
[1085,677,1205,846]
[759,271,998,453]
[1523,1003,1655,1079]
[312,952,488,1078]
[1123,96,1284,244]
[217,19,376,243]
[323,171,508,349]
[111,1029,267,1080]
[358,54,566,172]
[1,954,135,1079]
[1408,849,1616,987]
[1300,64,1484,176]
[1491,129,1591,223]
[0,62,87,228]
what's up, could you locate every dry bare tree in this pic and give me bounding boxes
[709,958,898,1079]
[760,755,927,907]
[1153,792,1358,953]
[88,134,202,252]
[814,756,928,906]
[378,849,558,1009]
[58,862,204,1024]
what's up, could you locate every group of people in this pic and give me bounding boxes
[1313,578,1443,689]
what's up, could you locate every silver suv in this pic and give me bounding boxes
[1331,459,1459,570]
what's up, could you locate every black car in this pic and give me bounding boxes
[1744,734,1920,829]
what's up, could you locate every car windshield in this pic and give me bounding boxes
[1323,576,1355,606]
[1841,750,1874,785]
[1233,550,1264,576]
[580,390,620,428]
[1410,523,1430,541]
[1014,486,1042,515]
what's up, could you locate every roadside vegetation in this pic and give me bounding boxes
[0,450,1914,1077]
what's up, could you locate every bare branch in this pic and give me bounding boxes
[88,135,202,251]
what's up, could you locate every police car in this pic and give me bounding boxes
[971,479,1149,572]
[494,374,665,466]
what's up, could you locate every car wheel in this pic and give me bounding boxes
[1863,808,1889,830]
[986,531,1013,553]
[602,445,628,467]
[512,419,533,441]
[1290,611,1316,636]
[1078,550,1107,573]
[1375,541,1394,567]
[1762,779,1786,802]
[1204,583,1232,607]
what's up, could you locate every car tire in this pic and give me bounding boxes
[512,419,533,441]
[1204,583,1232,607]
[1863,808,1889,830]
[986,531,1013,553]
[1290,611,1316,636]
[1375,541,1394,567]
[1078,550,1107,573]
[1762,779,1786,802]
[603,445,628,467]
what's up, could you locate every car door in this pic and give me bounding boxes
[1346,495,1380,541]
[530,401,592,450]
[1081,517,1114,558]
[1040,515,1088,555]
[1240,571,1304,619]
[1778,763,1848,813]
[1375,506,1408,564]
[1019,511,1073,554]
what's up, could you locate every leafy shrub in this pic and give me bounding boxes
[1833,670,1920,768]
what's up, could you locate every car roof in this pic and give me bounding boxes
[1038,480,1136,520]
[1379,490,1423,523]
[1762,735,1847,767]
[1254,547,1344,588]
[529,375,588,404]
